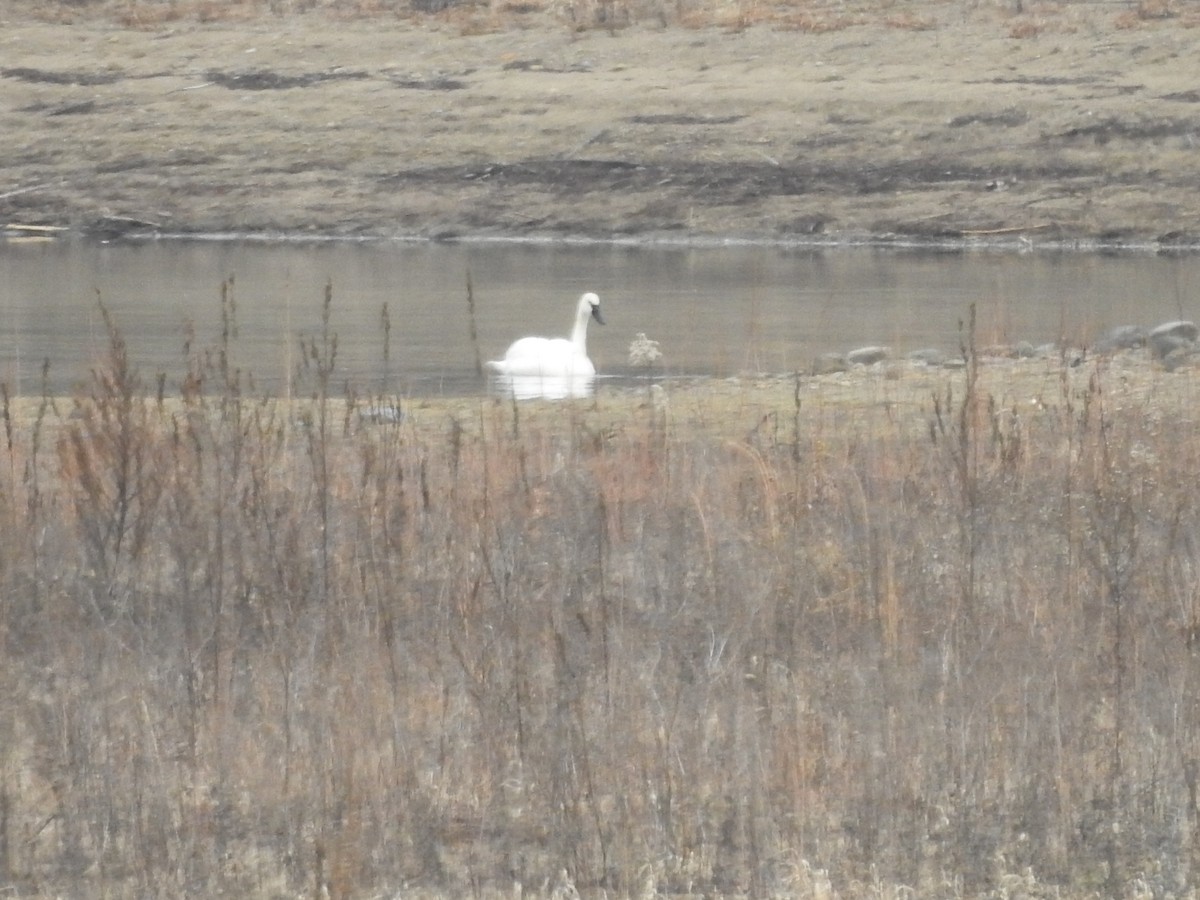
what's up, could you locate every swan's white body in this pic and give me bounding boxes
[486,292,605,378]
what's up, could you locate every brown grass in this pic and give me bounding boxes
[9,0,1197,35]
[4,295,1200,898]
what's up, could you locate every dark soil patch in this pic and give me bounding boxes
[948,108,1029,128]
[390,75,469,90]
[501,58,594,72]
[1056,116,1200,144]
[2,66,122,85]
[628,113,746,125]
[393,156,1101,201]
[21,99,101,115]
[204,68,370,89]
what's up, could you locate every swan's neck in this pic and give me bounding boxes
[571,302,591,353]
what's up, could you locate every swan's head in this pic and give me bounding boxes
[582,292,605,326]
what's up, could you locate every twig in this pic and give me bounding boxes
[3,223,68,233]
[0,183,54,202]
[752,148,780,166]
[960,222,1053,235]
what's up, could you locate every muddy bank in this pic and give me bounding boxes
[2,2,1200,246]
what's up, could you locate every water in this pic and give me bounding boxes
[2,238,1197,398]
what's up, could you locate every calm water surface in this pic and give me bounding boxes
[2,239,1197,397]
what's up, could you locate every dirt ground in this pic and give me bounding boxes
[2,0,1199,246]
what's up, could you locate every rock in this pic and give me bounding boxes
[1163,347,1200,372]
[1151,320,1199,341]
[941,358,968,369]
[360,403,405,424]
[1095,325,1146,354]
[1149,320,1198,359]
[907,348,945,366]
[1150,333,1193,360]
[811,353,848,375]
[1014,341,1037,358]
[846,345,890,366]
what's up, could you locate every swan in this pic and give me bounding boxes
[486,292,605,378]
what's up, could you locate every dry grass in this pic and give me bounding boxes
[8,0,1199,34]
[4,292,1200,898]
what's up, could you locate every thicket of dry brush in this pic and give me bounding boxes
[4,298,1200,898]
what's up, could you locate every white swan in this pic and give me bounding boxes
[486,292,605,378]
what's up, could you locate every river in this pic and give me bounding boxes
[2,238,1196,398]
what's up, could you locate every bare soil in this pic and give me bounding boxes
[2,0,1200,246]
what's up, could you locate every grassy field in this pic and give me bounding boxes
[3,292,1200,898]
[4,0,1200,243]
[15,0,1198,36]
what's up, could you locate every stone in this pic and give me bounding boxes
[811,353,848,375]
[1148,320,1198,359]
[846,345,890,366]
[1163,347,1200,372]
[1094,325,1146,354]
[907,348,945,366]
[1151,320,1199,341]
[360,403,405,424]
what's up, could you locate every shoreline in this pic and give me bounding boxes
[7,223,1200,255]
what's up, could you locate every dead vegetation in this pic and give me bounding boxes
[3,0,1200,243]
[4,290,1200,897]
[8,0,1200,36]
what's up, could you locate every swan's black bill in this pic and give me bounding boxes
[592,305,606,326]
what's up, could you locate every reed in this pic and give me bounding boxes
[2,292,1200,898]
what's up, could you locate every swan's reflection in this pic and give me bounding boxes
[489,373,595,400]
